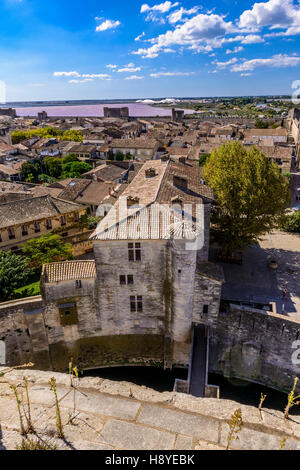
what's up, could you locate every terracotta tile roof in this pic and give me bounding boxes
[91,160,213,241]
[0,195,84,229]
[42,260,96,283]
[109,138,159,149]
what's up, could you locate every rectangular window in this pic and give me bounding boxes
[128,243,141,262]
[34,222,40,233]
[203,305,209,314]
[120,275,134,285]
[74,212,80,223]
[76,280,82,289]
[130,296,143,313]
[60,215,66,226]
[22,225,28,236]
[46,219,52,230]
[8,228,15,240]
[0,232,2,242]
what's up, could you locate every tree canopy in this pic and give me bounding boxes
[11,127,83,144]
[279,211,300,233]
[0,251,33,301]
[202,141,290,256]
[22,234,73,270]
[20,155,91,182]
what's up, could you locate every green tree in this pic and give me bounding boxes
[20,162,39,183]
[0,251,33,301]
[22,234,73,271]
[280,211,300,233]
[61,161,92,179]
[202,142,290,256]
[199,153,210,167]
[61,153,79,164]
[254,119,269,129]
[44,157,62,179]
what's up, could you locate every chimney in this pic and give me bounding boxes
[127,196,140,208]
[145,167,156,178]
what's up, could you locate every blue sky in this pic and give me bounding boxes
[1,0,300,101]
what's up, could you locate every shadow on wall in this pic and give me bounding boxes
[217,243,300,316]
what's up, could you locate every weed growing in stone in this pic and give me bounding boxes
[226,408,243,450]
[279,437,287,450]
[16,437,57,450]
[22,376,35,434]
[10,385,26,436]
[258,393,267,421]
[49,377,64,439]
[284,377,300,420]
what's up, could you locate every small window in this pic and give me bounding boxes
[22,225,28,236]
[34,222,40,233]
[74,212,79,223]
[120,275,126,285]
[8,228,15,240]
[128,275,134,285]
[203,305,209,314]
[130,296,143,313]
[128,243,141,262]
[46,219,52,230]
[76,280,82,289]
[60,215,66,226]
[0,233,2,243]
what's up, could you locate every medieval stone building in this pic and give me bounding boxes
[36,159,223,371]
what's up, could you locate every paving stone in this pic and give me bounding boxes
[220,424,300,450]
[174,435,193,450]
[99,419,176,450]
[137,404,219,443]
[29,385,141,421]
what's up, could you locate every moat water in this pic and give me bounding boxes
[83,367,300,415]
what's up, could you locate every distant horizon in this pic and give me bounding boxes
[1,94,294,107]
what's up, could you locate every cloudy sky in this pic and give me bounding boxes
[1,0,300,100]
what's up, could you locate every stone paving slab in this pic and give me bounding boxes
[28,384,141,421]
[137,404,219,443]
[99,419,176,450]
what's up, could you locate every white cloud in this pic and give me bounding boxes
[168,6,200,24]
[141,2,179,14]
[135,32,146,41]
[240,34,265,44]
[54,71,80,77]
[231,53,300,72]
[239,0,300,35]
[82,74,111,80]
[133,13,237,57]
[226,46,244,54]
[69,79,94,84]
[150,71,195,78]
[214,58,238,69]
[118,67,141,73]
[141,2,179,23]
[125,75,145,80]
[106,64,117,69]
[96,19,121,32]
